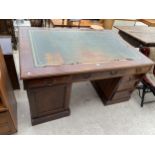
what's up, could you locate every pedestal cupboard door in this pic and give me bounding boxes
[27,84,71,118]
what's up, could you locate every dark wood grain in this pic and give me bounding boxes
[0,36,20,89]
[0,47,17,134]
[92,74,144,105]
[0,111,16,134]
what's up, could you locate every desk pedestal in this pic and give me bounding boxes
[24,81,71,125]
[24,68,148,125]
[92,75,142,105]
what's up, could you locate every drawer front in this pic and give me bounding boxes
[0,122,10,134]
[72,67,146,82]
[0,112,11,134]
[121,75,141,83]
[27,83,71,118]
[72,73,92,81]
[112,90,131,100]
[117,75,141,91]
[117,82,135,91]
[0,112,8,123]
[24,76,71,89]
[72,69,135,82]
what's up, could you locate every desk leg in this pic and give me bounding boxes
[25,82,72,125]
[92,75,143,105]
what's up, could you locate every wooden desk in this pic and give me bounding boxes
[0,36,20,89]
[115,26,155,47]
[138,19,155,27]
[19,27,153,125]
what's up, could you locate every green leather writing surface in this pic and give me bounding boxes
[29,29,142,67]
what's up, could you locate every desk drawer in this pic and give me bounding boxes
[0,122,10,134]
[0,112,11,134]
[121,75,141,83]
[117,75,140,91]
[112,90,131,100]
[117,82,135,91]
[72,67,145,82]
[24,76,71,89]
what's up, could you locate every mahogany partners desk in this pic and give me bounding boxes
[115,26,155,60]
[19,28,153,125]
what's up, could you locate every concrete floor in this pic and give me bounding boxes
[14,81,155,135]
[13,20,155,135]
